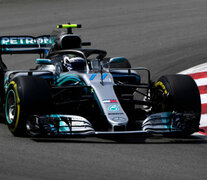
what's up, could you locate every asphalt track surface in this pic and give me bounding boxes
[1,0,207,179]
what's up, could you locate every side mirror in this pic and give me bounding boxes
[36,59,53,65]
[108,57,131,68]
[109,57,127,63]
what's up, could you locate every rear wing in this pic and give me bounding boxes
[0,36,55,54]
[0,24,88,71]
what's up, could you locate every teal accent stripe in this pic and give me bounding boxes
[162,112,172,129]
[36,59,52,64]
[57,74,69,82]
[57,74,81,83]
[46,114,70,132]
[58,76,81,83]
[57,77,79,86]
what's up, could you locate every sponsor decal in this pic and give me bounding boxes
[108,105,119,111]
[108,113,124,115]
[103,99,118,103]
[0,36,54,45]
[112,117,126,122]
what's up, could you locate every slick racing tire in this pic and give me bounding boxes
[5,76,52,136]
[153,74,201,135]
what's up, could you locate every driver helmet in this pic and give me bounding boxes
[63,55,86,71]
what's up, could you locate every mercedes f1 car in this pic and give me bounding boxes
[0,24,201,138]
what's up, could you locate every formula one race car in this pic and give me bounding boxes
[0,24,201,138]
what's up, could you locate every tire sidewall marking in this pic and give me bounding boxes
[155,81,168,94]
[5,81,20,132]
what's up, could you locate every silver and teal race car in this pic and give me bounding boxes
[0,24,201,138]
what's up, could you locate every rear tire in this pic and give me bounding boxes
[153,74,201,135]
[5,76,52,136]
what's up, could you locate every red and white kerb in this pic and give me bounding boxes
[179,62,207,135]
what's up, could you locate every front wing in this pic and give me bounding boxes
[25,112,197,137]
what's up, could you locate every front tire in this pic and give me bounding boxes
[5,85,21,135]
[152,74,201,135]
[5,76,52,136]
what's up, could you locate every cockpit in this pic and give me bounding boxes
[36,48,107,75]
